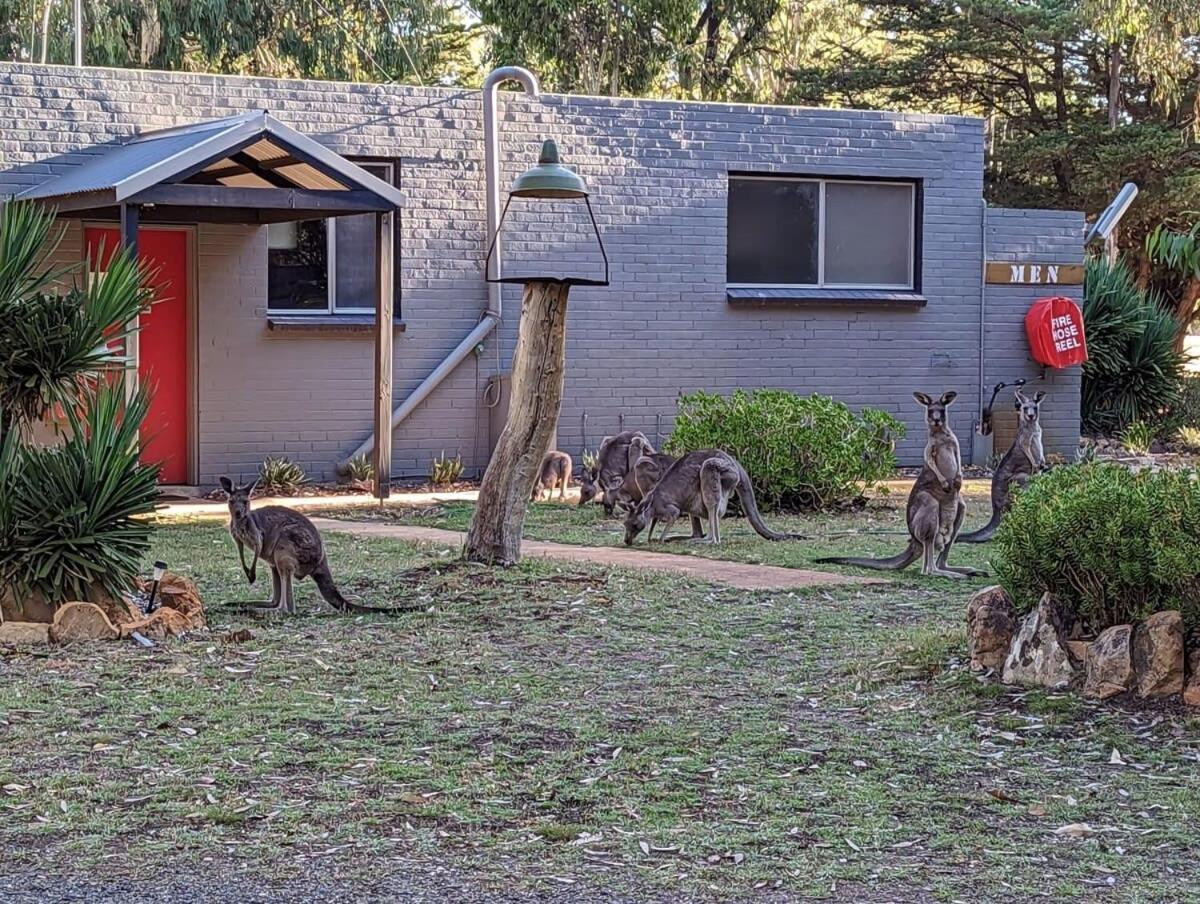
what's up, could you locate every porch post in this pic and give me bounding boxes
[119,202,139,256]
[119,203,140,404]
[372,210,394,502]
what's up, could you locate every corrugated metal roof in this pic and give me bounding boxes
[14,110,403,209]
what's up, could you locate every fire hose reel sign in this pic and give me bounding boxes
[1025,296,1088,369]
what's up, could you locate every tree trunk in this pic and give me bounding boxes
[1174,276,1200,353]
[466,281,571,565]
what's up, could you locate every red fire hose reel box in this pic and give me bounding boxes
[1025,296,1088,369]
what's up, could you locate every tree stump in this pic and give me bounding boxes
[466,280,571,564]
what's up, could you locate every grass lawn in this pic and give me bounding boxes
[3,507,1199,901]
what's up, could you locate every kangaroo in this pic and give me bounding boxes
[220,477,404,616]
[609,446,678,511]
[815,392,985,578]
[578,430,652,515]
[623,449,803,546]
[531,450,573,501]
[959,389,1046,543]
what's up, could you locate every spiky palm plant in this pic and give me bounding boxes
[0,201,159,612]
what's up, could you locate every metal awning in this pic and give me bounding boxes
[14,110,403,224]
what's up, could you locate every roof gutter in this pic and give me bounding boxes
[339,66,541,473]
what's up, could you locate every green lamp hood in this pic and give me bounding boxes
[509,139,588,198]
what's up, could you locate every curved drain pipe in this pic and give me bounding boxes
[339,66,540,473]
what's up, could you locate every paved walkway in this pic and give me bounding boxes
[308,518,878,591]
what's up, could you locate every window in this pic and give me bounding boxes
[727,175,917,290]
[267,160,398,314]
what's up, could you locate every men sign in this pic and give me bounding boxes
[1025,296,1088,369]
[985,262,1085,285]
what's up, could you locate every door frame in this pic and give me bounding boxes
[83,221,199,486]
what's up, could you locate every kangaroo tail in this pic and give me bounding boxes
[735,464,805,541]
[312,563,410,615]
[957,511,1001,543]
[814,539,920,571]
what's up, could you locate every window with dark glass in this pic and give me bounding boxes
[267,160,397,313]
[727,175,916,289]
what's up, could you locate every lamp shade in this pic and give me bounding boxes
[510,139,587,198]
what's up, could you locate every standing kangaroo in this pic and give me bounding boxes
[815,392,985,578]
[958,389,1046,543]
[531,450,573,501]
[623,449,803,546]
[220,477,401,615]
[578,430,652,514]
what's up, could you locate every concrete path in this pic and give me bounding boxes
[309,518,878,591]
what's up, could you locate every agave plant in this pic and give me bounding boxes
[0,202,152,434]
[258,455,307,496]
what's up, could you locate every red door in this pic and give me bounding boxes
[85,227,190,484]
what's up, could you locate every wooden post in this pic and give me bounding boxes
[119,203,140,405]
[373,210,394,502]
[466,280,570,564]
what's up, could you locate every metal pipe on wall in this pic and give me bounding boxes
[339,66,541,472]
[73,0,82,66]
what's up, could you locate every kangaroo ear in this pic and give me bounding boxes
[1014,388,1027,404]
[940,391,958,405]
[219,476,233,493]
[242,480,259,495]
[913,391,932,406]
[1034,390,1046,403]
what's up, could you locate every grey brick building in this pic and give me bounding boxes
[0,63,1085,486]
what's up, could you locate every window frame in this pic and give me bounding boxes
[726,173,921,293]
[266,156,401,317]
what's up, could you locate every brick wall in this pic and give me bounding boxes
[0,64,1083,483]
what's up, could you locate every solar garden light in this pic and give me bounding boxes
[466,139,608,565]
[146,560,168,613]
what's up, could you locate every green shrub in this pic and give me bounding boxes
[1177,425,1200,451]
[1082,258,1186,435]
[0,382,159,606]
[345,453,375,487]
[429,451,464,486]
[993,462,1200,632]
[665,389,904,510]
[1120,420,1155,454]
[1161,375,1200,437]
[258,456,305,495]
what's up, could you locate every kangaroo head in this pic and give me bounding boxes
[913,391,956,431]
[623,498,652,546]
[1014,389,1045,425]
[577,468,599,506]
[630,435,655,459]
[219,476,257,519]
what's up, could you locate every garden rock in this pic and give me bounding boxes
[1083,625,1133,700]
[1002,594,1076,689]
[1132,611,1185,698]
[1184,646,1200,707]
[119,571,207,640]
[49,602,120,644]
[0,621,50,645]
[966,585,1016,671]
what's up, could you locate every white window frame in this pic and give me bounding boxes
[726,175,917,292]
[267,159,395,315]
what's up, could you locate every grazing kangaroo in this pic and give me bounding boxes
[815,392,985,578]
[610,446,678,511]
[220,477,403,615]
[623,449,803,546]
[959,389,1046,543]
[531,450,573,501]
[578,430,652,515]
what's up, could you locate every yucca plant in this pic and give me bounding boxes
[1119,420,1155,454]
[429,451,465,486]
[0,381,159,606]
[0,201,159,613]
[258,456,306,496]
[345,453,375,488]
[1082,258,1185,435]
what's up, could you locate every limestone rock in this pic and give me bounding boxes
[1184,645,1200,707]
[49,602,120,644]
[1001,594,1076,689]
[1131,610,1184,698]
[1083,625,1133,700]
[0,621,51,645]
[966,585,1017,671]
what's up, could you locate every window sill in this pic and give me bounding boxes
[266,315,407,334]
[726,287,927,308]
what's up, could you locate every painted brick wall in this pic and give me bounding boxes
[0,64,1082,483]
[983,208,1085,460]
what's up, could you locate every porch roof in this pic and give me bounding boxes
[14,110,403,223]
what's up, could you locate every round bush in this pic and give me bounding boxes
[665,389,904,511]
[993,462,1200,632]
